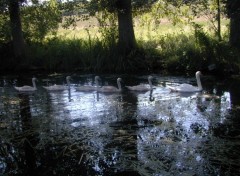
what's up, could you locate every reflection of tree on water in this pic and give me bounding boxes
[18,93,38,174]
[1,92,39,174]
[199,107,240,175]
[192,82,240,175]
[23,89,91,175]
[228,77,240,106]
[1,90,80,175]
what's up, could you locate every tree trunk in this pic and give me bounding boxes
[227,0,240,48]
[116,0,136,56]
[229,16,240,48]
[8,0,25,58]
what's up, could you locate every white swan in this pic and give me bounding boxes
[97,78,122,93]
[75,76,100,92]
[14,77,37,92]
[43,76,71,91]
[168,71,203,92]
[126,76,153,92]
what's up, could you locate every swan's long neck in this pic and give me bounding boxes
[95,77,100,88]
[196,74,202,90]
[32,79,37,89]
[66,78,71,89]
[117,79,122,91]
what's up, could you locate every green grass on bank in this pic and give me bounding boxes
[1,17,240,74]
[56,17,229,41]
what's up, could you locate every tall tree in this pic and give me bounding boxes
[8,0,25,59]
[116,0,136,55]
[85,0,156,56]
[225,0,240,48]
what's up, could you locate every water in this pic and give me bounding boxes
[0,73,240,176]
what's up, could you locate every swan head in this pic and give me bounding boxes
[117,78,122,90]
[148,76,153,80]
[95,76,101,86]
[95,76,101,81]
[66,76,71,80]
[117,78,122,82]
[32,77,37,81]
[148,76,153,87]
[196,71,201,77]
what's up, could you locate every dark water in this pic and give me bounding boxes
[0,73,240,176]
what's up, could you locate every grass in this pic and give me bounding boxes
[2,16,239,74]
[56,17,230,41]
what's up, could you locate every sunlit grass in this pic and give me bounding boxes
[56,17,230,41]
[29,17,235,74]
[57,27,100,39]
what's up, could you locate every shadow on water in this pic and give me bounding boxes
[0,73,240,175]
[19,93,38,174]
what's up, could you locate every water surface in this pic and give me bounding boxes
[0,73,240,175]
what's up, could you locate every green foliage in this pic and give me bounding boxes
[22,25,239,74]
[0,13,10,43]
[0,0,10,42]
[60,0,90,29]
[95,10,117,44]
[0,0,239,74]
[188,0,226,38]
[0,25,237,74]
[139,25,240,73]
[21,0,62,42]
[150,0,193,25]
[0,0,62,44]
[25,31,149,73]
